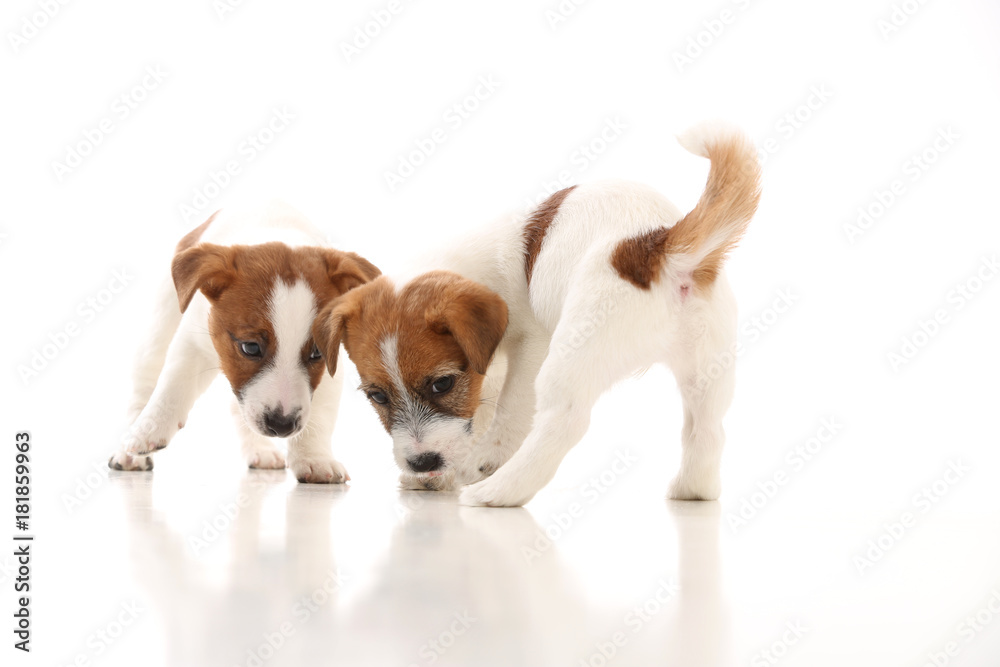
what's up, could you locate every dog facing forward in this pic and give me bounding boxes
[109,202,379,482]
[316,123,761,506]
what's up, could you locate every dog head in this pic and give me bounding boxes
[172,239,379,439]
[315,271,507,478]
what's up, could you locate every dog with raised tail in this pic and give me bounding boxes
[315,123,761,506]
[109,202,380,483]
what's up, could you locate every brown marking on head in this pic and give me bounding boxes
[610,130,760,292]
[316,272,508,449]
[176,211,220,255]
[523,185,576,284]
[171,241,380,400]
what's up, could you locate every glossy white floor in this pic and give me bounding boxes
[24,350,1000,667]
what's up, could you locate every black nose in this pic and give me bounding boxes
[263,411,300,438]
[407,452,444,473]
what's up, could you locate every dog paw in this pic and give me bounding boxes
[108,452,153,471]
[399,469,456,491]
[122,417,177,455]
[458,471,537,507]
[291,456,349,484]
[667,472,721,501]
[455,443,515,485]
[245,446,286,470]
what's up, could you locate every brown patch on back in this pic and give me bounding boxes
[523,186,576,284]
[316,272,508,433]
[176,210,220,254]
[610,227,670,290]
[171,240,380,396]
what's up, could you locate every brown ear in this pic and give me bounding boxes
[322,249,381,295]
[171,243,234,312]
[313,293,359,377]
[426,282,508,374]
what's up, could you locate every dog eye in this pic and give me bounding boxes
[368,390,389,405]
[309,344,322,361]
[239,341,262,358]
[431,376,454,394]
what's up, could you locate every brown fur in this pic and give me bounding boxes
[611,133,761,291]
[171,241,380,396]
[175,211,219,254]
[316,272,508,433]
[523,186,576,284]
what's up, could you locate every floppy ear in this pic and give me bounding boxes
[171,243,234,313]
[322,249,381,295]
[427,282,508,375]
[313,293,359,377]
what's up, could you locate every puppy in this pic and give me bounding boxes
[109,202,380,482]
[316,123,760,505]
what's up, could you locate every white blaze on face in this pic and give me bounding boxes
[240,279,317,436]
[380,334,473,471]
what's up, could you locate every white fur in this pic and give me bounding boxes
[386,130,749,506]
[109,202,349,483]
[381,335,473,479]
[239,280,316,433]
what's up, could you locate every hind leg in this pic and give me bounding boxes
[666,283,737,500]
[667,363,734,500]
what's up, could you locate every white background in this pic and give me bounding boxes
[2,0,999,665]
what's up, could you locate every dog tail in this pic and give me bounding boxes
[667,121,761,287]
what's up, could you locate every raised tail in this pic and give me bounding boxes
[669,122,761,287]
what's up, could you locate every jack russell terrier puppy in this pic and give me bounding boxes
[316,123,760,506]
[109,202,380,483]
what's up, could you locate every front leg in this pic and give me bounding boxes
[288,366,349,484]
[231,398,286,469]
[110,335,219,470]
[456,331,550,485]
